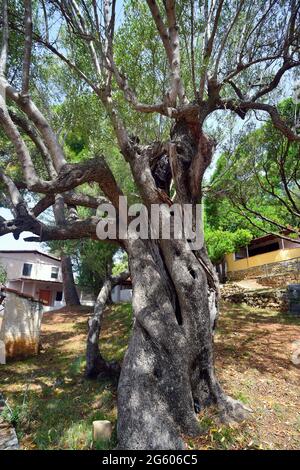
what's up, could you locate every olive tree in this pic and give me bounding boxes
[0,0,299,449]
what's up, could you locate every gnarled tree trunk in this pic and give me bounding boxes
[117,239,247,449]
[117,120,249,450]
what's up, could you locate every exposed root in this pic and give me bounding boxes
[96,360,121,380]
[217,395,253,424]
[85,354,121,380]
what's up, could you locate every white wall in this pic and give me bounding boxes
[111,285,132,303]
[0,251,62,283]
[80,291,96,306]
[0,252,65,308]
[44,301,65,312]
[0,290,43,361]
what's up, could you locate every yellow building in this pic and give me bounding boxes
[225,234,300,281]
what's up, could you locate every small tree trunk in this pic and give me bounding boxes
[85,271,129,379]
[61,255,80,306]
[52,195,80,307]
[221,258,227,283]
[85,276,120,379]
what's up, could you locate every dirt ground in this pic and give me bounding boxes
[209,304,300,450]
[0,302,299,450]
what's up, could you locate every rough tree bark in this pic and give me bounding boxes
[85,276,118,379]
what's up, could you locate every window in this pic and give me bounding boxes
[248,242,279,257]
[22,263,32,277]
[234,247,247,260]
[51,266,59,279]
[55,291,63,302]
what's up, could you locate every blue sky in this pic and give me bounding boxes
[0,208,41,251]
[0,3,296,252]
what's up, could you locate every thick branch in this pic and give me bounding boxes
[164,0,186,105]
[5,81,67,171]
[0,91,40,187]
[199,0,225,99]
[146,0,173,65]
[9,108,57,178]
[0,171,27,217]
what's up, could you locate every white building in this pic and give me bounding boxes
[0,250,65,310]
[111,278,132,303]
[0,249,133,309]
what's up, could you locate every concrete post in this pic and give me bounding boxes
[92,420,112,443]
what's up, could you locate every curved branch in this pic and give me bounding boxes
[251,58,300,101]
[20,156,123,208]
[32,191,109,217]
[218,99,300,141]
[231,204,300,245]
[5,81,67,171]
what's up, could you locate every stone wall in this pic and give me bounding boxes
[258,272,300,289]
[227,257,300,282]
[221,284,288,311]
[0,289,43,362]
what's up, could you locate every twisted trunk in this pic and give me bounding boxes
[118,239,247,449]
[117,119,249,449]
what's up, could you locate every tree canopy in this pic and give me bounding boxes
[206,98,300,241]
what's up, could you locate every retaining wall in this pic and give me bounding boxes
[0,290,43,362]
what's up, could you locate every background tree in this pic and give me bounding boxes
[206,99,300,241]
[0,0,299,450]
[205,227,252,281]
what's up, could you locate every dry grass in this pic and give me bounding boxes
[191,304,300,450]
[0,304,131,449]
[0,302,299,450]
